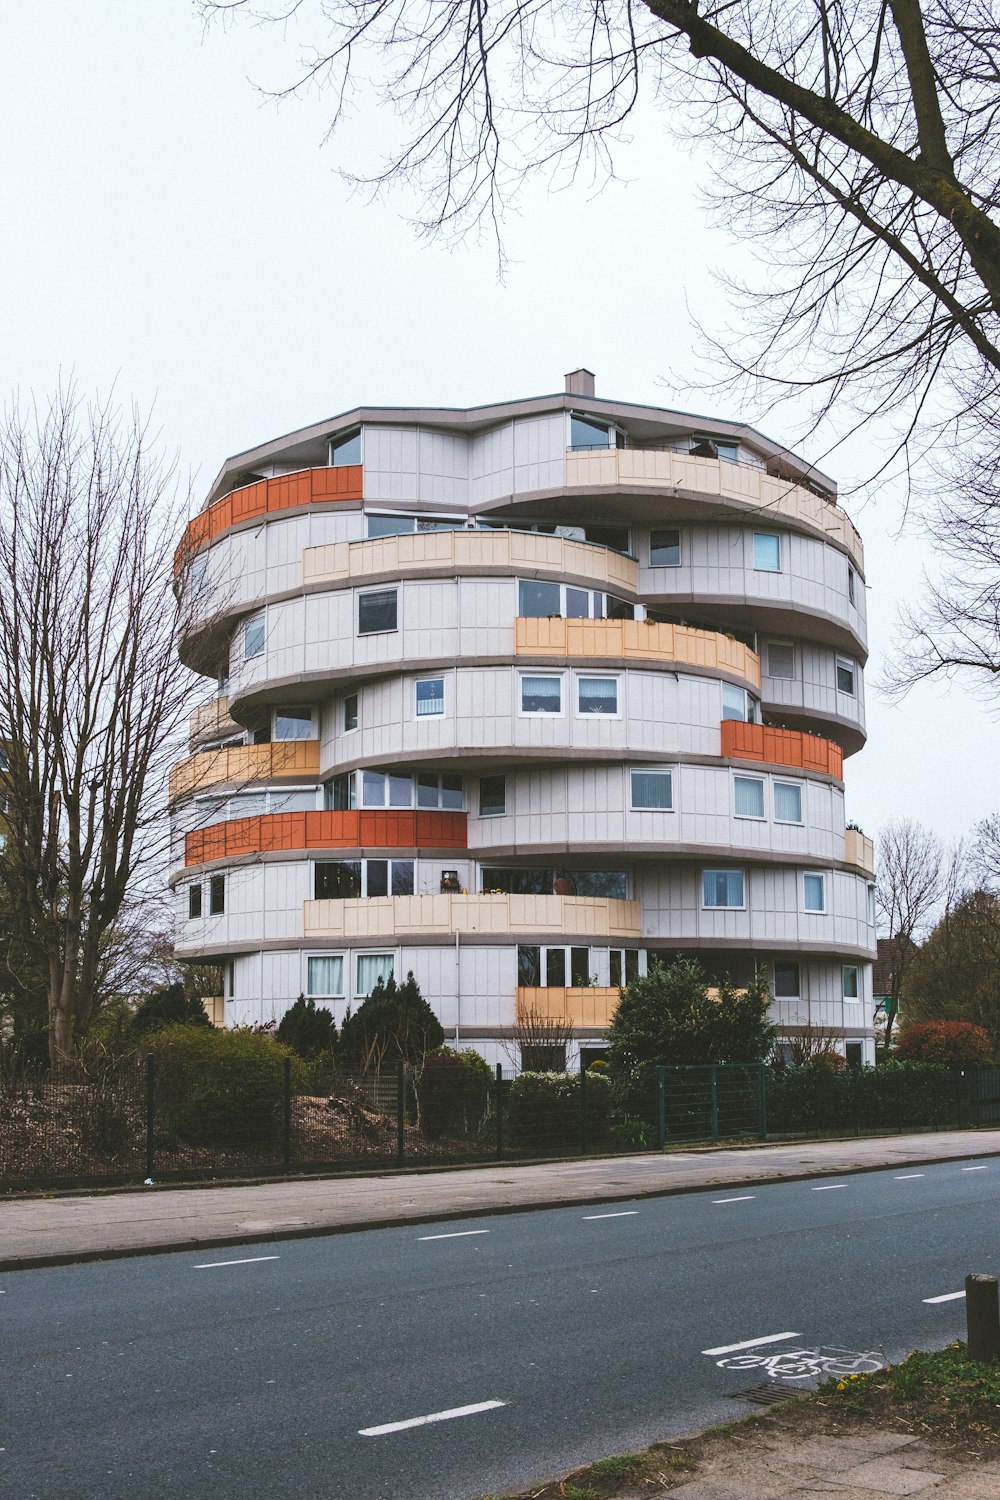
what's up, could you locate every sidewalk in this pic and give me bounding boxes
[3,1127,999,1271]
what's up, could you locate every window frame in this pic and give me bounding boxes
[803,872,827,914]
[306,954,345,999]
[209,874,225,916]
[752,531,782,573]
[355,951,395,996]
[843,964,860,1002]
[576,674,620,718]
[733,774,766,821]
[357,587,398,636]
[243,612,265,660]
[479,775,506,817]
[722,683,759,724]
[773,780,804,825]
[329,428,362,467]
[414,677,446,719]
[519,672,564,717]
[836,656,857,696]
[273,707,314,742]
[766,641,796,680]
[773,960,800,999]
[343,692,359,733]
[701,868,747,910]
[649,528,682,567]
[188,884,202,920]
[629,767,674,811]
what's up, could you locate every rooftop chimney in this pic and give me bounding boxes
[564,368,596,398]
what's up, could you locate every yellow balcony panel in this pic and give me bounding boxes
[516,986,621,1029]
[303,892,641,941]
[515,616,761,690]
[302,528,638,593]
[169,740,320,802]
[188,696,240,747]
[565,449,864,571]
[844,827,875,876]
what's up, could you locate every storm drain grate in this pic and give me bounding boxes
[729,1382,803,1406]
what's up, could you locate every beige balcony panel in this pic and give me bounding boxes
[303,892,641,940]
[303,528,639,591]
[514,616,761,689]
[516,986,621,1028]
[188,696,240,747]
[565,449,864,571]
[844,827,875,876]
[169,740,321,802]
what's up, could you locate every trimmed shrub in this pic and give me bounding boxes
[507,1070,611,1154]
[895,1021,992,1066]
[131,983,210,1036]
[146,1026,301,1148]
[417,1047,493,1140]
[277,994,337,1060]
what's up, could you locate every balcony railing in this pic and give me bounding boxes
[188,696,240,747]
[516,616,761,690]
[565,449,864,570]
[303,527,638,592]
[304,892,641,941]
[174,465,363,572]
[720,719,844,778]
[169,740,321,802]
[844,827,875,876]
[516,985,621,1029]
[186,808,468,865]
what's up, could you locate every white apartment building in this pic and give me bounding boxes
[171,370,876,1067]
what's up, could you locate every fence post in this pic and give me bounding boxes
[144,1053,156,1180]
[657,1066,666,1149]
[495,1063,504,1160]
[579,1053,588,1156]
[282,1056,292,1174]
[966,1274,1000,1362]
[758,1063,768,1142]
[710,1065,719,1142]
[396,1060,406,1164]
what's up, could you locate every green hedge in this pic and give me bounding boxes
[147,1026,301,1148]
[765,1061,973,1134]
[417,1047,492,1140]
[507,1070,611,1154]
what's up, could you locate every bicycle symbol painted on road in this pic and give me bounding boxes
[712,1347,884,1383]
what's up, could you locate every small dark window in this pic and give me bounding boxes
[570,947,590,986]
[391,860,414,896]
[773,962,800,998]
[570,413,612,450]
[367,860,389,898]
[343,693,358,732]
[252,724,271,745]
[650,529,681,567]
[209,875,225,915]
[848,567,856,605]
[188,885,202,920]
[479,775,506,817]
[330,429,361,466]
[609,950,623,988]
[585,525,630,553]
[327,772,355,811]
[624,949,640,984]
[836,657,856,695]
[315,861,362,900]
[358,589,397,635]
[545,948,567,987]
[518,944,541,987]
[845,1042,864,1071]
[604,594,634,620]
[518,578,560,617]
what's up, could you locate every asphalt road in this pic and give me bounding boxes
[2,1157,996,1500]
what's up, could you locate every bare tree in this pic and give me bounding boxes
[0,388,200,1062]
[201,0,1000,687]
[876,816,964,1046]
[509,1006,574,1071]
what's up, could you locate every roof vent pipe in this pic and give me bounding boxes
[564,368,595,398]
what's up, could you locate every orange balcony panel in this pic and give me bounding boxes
[720,719,843,779]
[174,465,363,572]
[185,808,468,866]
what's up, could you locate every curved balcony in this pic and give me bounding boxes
[844,827,875,877]
[516,616,761,691]
[516,986,620,1029]
[188,696,241,750]
[185,808,468,866]
[720,719,843,779]
[169,740,320,803]
[303,528,638,594]
[565,448,863,569]
[304,892,641,941]
[174,465,363,572]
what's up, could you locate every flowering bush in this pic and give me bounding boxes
[894,1021,992,1066]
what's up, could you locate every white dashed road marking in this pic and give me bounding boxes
[712,1195,755,1204]
[702,1332,802,1356]
[417,1230,490,1241]
[895,1174,925,1180]
[962,1166,989,1172]
[193,1256,280,1270]
[812,1184,847,1191]
[359,1400,506,1436]
[582,1211,639,1221]
[923,1291,966,1304]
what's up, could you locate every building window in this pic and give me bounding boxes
[519,578,560,617]
[356,953,393,994]
[0,747,8,772]
[354,768,464,810]
[836,657,856,695]
[366,512,463,537]
[577,676,618,715]
[209,875,225,915]
[734,776,765,819]
[845,1041,864,1070]
[518,578,633,621]
[843,964,860,1001]
[307,956,344,998]
[803,873,827,912]
[243,613,265,659]
[773,961,800,998]
[609,948,640,987]
[479,775,506,817]
[314,859,414,899]
[630,768,673,810]
[753,532,781,572]
[722,683,759,723]
[188,884,202,920]
[343,693,358,732]
[702,869,746,908]
[517,944,593,987]
[415,678,445,717]
[691,434,739,463]
[520,674,563,715]
[274,708,313,741]
[767,642,795,679]
[649,529,681,567]
[358,589,397,635]
[330,428,362,466]
[570,413,617,450]
[326,772,355,811]
[773,782,803,823]
[867,884,877,926]
[848,567,856,605]
[485,867,626,898]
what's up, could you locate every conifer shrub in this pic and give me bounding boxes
[276,994,337,1060]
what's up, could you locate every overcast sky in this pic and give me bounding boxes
[0,2,992,848]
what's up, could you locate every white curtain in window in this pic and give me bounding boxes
[773,783,802,822]
[703,870,744,907]
[631,770,672,809]
[734,777,765,817]
[356,953,393,993]
[307,956,343,997]
[579,677,618,713]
